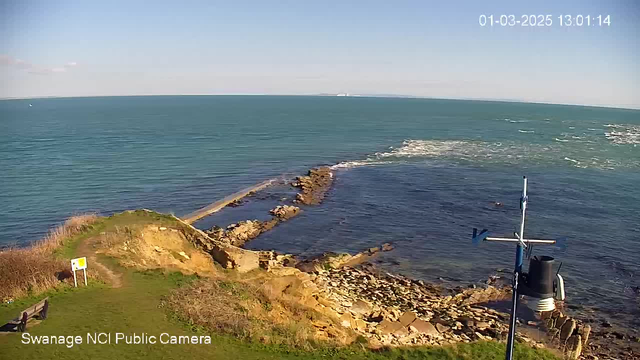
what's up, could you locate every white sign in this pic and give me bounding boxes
[70,257,88,287]
[71,257,87,271]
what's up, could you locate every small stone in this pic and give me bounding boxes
[436,323,450,333]
[178,251,190,260]
[159,226,167,231]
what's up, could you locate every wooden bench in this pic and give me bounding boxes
[13,297,49,332]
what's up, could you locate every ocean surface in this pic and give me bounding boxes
[1,96,639,329]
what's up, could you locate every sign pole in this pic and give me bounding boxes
[83,269,88,286]
[73,269,78,288]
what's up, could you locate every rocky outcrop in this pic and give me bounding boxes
[205,221,263,247]
[208,243,260,273]
[541,309,639,360]
[295,243,394,272]
[270,205,301,220]
[170,215,261,273]
[204,206,301,248]
[292,167,333,205]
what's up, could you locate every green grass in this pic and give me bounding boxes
[0,210,559,359]
[0,268,559,360]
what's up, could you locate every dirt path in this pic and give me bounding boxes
[75,236,123,288]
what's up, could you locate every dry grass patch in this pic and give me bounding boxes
[37,214,98,252]
[0,214,98,300]
[166,277,353,350]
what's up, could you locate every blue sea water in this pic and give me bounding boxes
[1,96,639,328]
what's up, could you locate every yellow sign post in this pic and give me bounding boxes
[70,257,88,287]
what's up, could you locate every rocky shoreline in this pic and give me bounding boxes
[292,167,334,205]
[183,166,639,360]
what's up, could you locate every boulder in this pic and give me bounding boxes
[555,315,568,330]
[351,299,373,316]
[378,319,403,335]
[578,324,591,346]
[560,319,576,342]
[209,243,260,273]
[409,319,439,336]
[566,334,582,360]
[381,243,394,252]
[398,311,417,327]
[269,205,301,220]
[393,326,409,337]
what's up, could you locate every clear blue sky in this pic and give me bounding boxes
[1,0,638,108]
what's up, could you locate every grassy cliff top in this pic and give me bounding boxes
[0,210,559,360]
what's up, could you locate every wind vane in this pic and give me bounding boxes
[472,176,566,360]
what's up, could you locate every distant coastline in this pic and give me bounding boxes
[1,93,639,111]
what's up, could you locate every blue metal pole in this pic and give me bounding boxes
[505,243,524,360]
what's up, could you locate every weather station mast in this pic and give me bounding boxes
[472,177,567,360]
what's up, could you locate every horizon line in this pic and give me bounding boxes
[1,93,638,111]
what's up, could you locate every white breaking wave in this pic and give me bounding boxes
[518,130,535,133]
[372,140,557,164]
[330,138,637,171]
[330,160,394,169]
[604,124,640,145]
